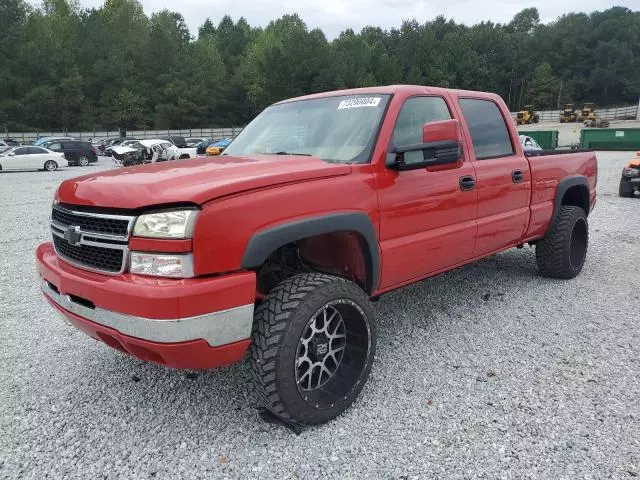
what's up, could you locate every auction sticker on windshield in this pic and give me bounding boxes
[338,97,382,109]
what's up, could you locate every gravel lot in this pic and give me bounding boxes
[1,153,639,479]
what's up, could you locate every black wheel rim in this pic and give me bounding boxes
[295,299,371,410]
[569,218,588,270]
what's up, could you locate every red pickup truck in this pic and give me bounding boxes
[37,85,597,425]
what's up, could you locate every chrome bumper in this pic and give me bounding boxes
[41,279,254,346]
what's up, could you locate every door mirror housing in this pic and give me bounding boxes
[392,119,462,171]
[8,152,15,156]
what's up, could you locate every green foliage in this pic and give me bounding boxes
[0,2,638,131]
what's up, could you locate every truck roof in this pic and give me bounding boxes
[276,85,501,104]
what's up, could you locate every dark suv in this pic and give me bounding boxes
[42,140,98,166]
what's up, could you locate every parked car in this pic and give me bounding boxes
[186,137,206,147]
[103,139,140,156]
[36,85,597,426]
[196,139,215,155]
[96,137,124,156]
[206,138,232,156]
[619,151,640,198]
[3,138,21,147]
[111,139,174,166]
[34,136,75,146]
[43,140,98,166]
[166,144,198,160]
[519,134,543,152]
[0,140,13,153]
[159,136,188,148]
[0,146,68,171]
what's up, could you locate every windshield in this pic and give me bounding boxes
[223,94,391,163]
[0,147,16,157]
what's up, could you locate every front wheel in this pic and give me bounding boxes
[44,160,58,171]
[536,206,588,279]
[250,273,376,425]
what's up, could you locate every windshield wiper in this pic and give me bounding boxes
[272,151,312,156]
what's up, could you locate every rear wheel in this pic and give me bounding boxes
[536,206,588,279]
[44,160,57,172]
[250,273,376,425]
[79,156,90,166]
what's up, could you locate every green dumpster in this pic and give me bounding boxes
[580,128,640,150]
[518,130,558,149]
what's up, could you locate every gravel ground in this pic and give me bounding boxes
[1,153,639,480]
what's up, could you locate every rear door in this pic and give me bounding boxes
[457,98,531,256]
[28,146,51,168]
[64,142,79,164]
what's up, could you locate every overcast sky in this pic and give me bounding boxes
[50,0,639,38]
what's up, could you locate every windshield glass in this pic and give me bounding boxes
[223,94,391,163]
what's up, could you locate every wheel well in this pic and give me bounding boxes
[561,185,589,215]
[255,231,372,295]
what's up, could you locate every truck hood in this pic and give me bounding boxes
[56,154,352,209]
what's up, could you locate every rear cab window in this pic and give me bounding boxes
[459,98,514,160]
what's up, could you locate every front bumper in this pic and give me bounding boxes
[36,242,256,369]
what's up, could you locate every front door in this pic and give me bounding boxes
[457,98,531,256]
[376,95,478,290]
[4,147,31,170]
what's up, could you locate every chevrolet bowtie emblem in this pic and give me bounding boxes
[64,226,82,246]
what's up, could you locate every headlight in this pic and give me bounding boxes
[623,167,639,178]
[133,210,198,239]
[130,252,194,278]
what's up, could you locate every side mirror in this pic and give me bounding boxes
[392,119,462,171]
[8,152,15,156]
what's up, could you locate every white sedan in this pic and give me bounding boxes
[519,135,543,152]
[0,146,68,172]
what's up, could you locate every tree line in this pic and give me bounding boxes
[1,0,638,131]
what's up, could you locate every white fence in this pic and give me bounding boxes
[3,127,246,144]
[510,104,639,123]
[5,102,640,141]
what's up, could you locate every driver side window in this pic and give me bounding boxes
[391,96,452,165]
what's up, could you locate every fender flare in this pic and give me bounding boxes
[241,212,380,294]
[547,175,590,234]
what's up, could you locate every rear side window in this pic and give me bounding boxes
[27,147,47,154]
[459,99,514,160]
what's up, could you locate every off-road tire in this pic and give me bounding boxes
[536,205,588,279]
[250,273,376,425]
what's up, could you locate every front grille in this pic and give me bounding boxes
[51,205,134,274]
[53,235,124,273]
[52,206,130,237]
